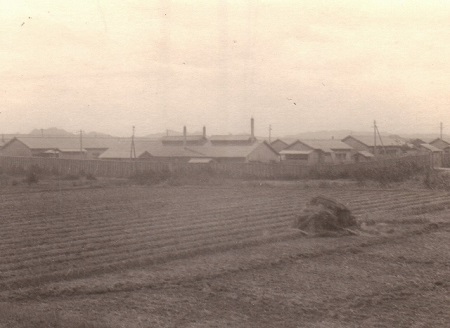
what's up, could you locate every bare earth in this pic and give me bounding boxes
[0,180,449,327]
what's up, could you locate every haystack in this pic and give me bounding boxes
[294,196,358,236]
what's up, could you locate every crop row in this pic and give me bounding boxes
[1,186,449,291]
[0,209,297,273]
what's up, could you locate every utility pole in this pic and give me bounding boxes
[440,122,443,139]
[268,125,272,143]
[373,120,377,156]
[375,123,386,155]
[130,126,136,159]
[79,129,83,159]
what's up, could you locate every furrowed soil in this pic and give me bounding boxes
[0,181,449,327]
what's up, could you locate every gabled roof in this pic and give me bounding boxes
[4,136,120,150]
[270,138,291,152]
[98,140,278,160]
[287,139,353,153]
[355,151,375,158]
[189,141,278,158]
[58,148,88,153]
[99,140,205,159]
[98,140,156,159]
[301,140,353,151]
[429,138,450,146]
[279,150,314,155]
[270,139,288,145]
[419,143,443,152]
[342,135,404,147]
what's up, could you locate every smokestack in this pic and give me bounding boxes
[183,126,187,148]
[251,117,254,139]
[203,126,206,139]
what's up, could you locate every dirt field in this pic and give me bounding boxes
[0,180,449,327]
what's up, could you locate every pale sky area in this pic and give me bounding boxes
[1,0,450,137]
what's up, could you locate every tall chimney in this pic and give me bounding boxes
[183,126,187,148]
[251,117,254,139]
[203,126,206,139]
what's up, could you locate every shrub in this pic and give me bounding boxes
[349,159,426,185]
[24,171,39,185]
[62,174,81,180]
[86,173,97,180]
[129,169,171,185]
[423,169,450,190]
[23,164,43,185]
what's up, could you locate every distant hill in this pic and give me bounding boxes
[276,131,446,143]
[143,129,207,138]
[84,131,115,138]
[20,128,447,143]
[144,130,181,138]
[391,133,443,143]
[29,128,74,136]
[29,128,115,138]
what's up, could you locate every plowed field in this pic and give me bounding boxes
[1,183,449,327]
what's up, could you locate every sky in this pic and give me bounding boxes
[1,0,450,137]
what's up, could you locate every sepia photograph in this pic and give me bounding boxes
[0,0,449,327]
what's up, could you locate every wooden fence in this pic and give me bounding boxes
[0,154,433,180]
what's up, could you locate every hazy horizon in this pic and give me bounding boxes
[1,1,449,137]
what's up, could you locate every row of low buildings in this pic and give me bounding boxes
[0,120,448,165]
[272,135,447,166]
[0,119,279,164]
[274,135,448,165]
